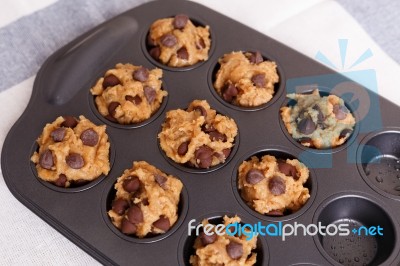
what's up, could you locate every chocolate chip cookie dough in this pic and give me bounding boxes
[31,116,110,187]
[90,63,167,124]
[158,100,238,169]
[108,161,183,238]
[280,89,356,149]
[238,155,310,215]
[147,14,211,67]
[214,51,279,107]
[190,215,257,266]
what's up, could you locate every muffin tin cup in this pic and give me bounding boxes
[231,146,317,222]
[312,192,399,266]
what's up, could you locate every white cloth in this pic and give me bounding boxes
[1,0,399,265]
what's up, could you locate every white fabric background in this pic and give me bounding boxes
[1,0,399,265]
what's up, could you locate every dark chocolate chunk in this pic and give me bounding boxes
[39,149,54,170]
[196,38,206,49]
[80,128,99,147]
[312,105,325,122]
[195,145,214,168]
[112,198,129,215]
[178,141,189,156]
[298,137,313,146]
[251,73,266,88]
[51,128,66,142]
[278,162,299,180]
[226,241,243,260]
[121,218,137,234]
[209,131,227,142]
[66,153,84,169]
[144,86,156,104]
[149,46,161,59]
[177,47,189,60]
[246,168,265,184]
[123,176,140,193]
[193,106,207,118]
[54,174,67,187]
[222,83,238,102]
[199,231,217,246]
[297,117,316,135]
[125,95,142,105]
[102,74,120,88]
[160,33,177,47]
[133,67,149,82]
[108,101,120,117]
[201,124,215,133]
[267,209,285,216]
[333,104,349,120]
[173,14,189,29]
[155,174,167,188]
[268,176,286,195]
[339,128,353,139]
[127,205,143,224]
[153,215,170,231]
[61,116,78,128]
[248,51,263,64]
[142,198,149,206]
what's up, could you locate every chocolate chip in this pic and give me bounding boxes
[248,51,263,64]
[251,73,266,88]
[202,124,215,133]
[222,83,238,102]
[313,105,325,122]
[298,137,313,146]
[127,205,143,224]
[112,198,129,215]
[226,241,243,260]
[173,14,189,29]
[278,162,299,180]
[222,148,231,159]
[54,174,67,187]
[80,128,99,147]
[133,67,149,82]
[61,116,78,128]
[121,218,137,234]
[193,106,207,118]
[199,231,217,246]
[297,117,316,135]
[160,33,177,47]
[123,176,140,193]
[155,174,167,188]
[177,47,189,60]
[267,209,285,216]
[178,141,189,156]
[268,176,286,195]
[149,47,161,59]
[125,95,142,105]
[147,34,156,46]
[66,153,84,169]
[333,104,349,120]
[108,101,120,117]
[195,145,214,168]
[142,198,149,206]
[39,149,54,170]
[209,131,227,142]
[153,215,170,231]
[144,86,156,104]
[102,74,120,89]
[196,38,206,49]
[105,115,118,123]
[339,128,353,139]
[51,128,66,142]
[246,168,265,184]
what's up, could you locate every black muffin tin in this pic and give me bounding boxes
[2,0,400,265]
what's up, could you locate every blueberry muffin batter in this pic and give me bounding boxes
[280,89,356,149]
[238,155,310,216]
[108,161,183,238]
[31,115,110,187]
[147,14,211,67]
[90,63,167,124]
[158,100,238,169]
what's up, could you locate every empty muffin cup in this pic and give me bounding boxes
[357,129,400,199]
[314,194,396,266]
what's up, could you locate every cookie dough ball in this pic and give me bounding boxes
[31,115,110,187]
[108,161,183,238]
[238,155,310,215]
[280,89,356,149]
[158,100,238,169]
[214,51,279,107]
[90,63,167,124]
[147,14,211,67]
[190,215,257,266]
